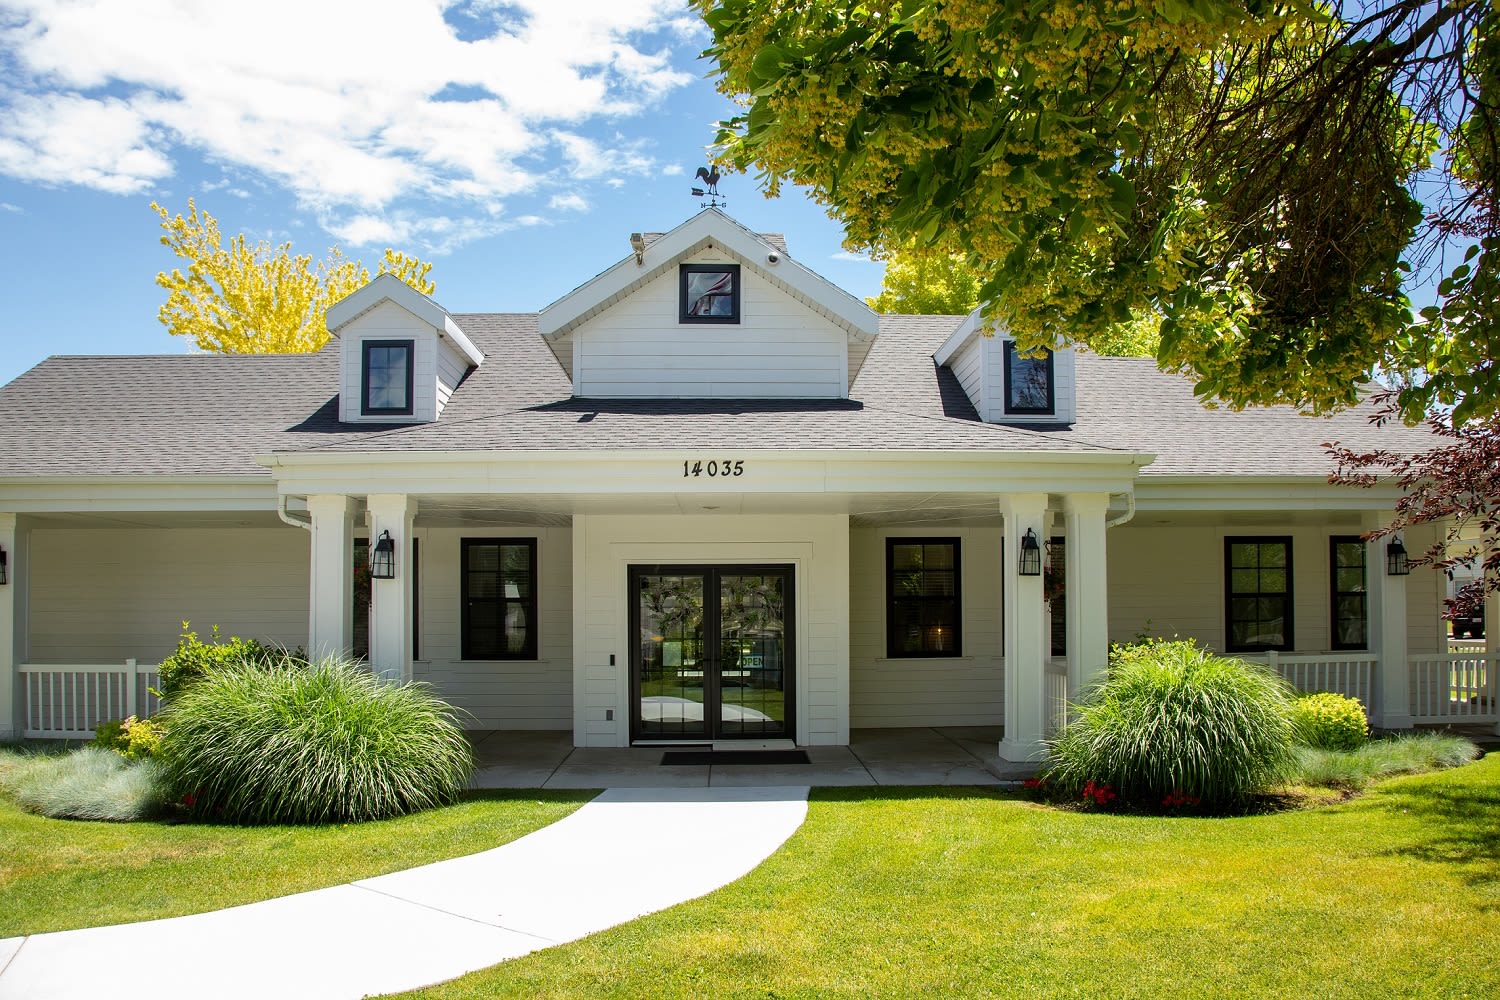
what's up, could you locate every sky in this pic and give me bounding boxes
[0,0,885,387]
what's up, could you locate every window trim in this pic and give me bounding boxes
[679,263,742,324]
[461,537,539,661]
[1224,535,1294,653]
[885,537,963,658]
[1329,535,1368,651]
[360,339,415,417]
[1003,341,1055,415]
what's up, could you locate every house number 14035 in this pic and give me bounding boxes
[683,459,745,478]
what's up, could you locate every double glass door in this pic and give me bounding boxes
[630,565,793,741]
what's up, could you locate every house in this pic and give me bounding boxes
[1,208,1493,754]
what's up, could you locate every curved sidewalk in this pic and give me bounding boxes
[0,786,810,1000]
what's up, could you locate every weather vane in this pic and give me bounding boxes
[690,165,726,208]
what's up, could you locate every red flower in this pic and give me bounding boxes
[182,792,196,808]
[1023,777,1044,790]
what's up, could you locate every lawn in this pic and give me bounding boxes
[0,788,591,938]
[399,755,1500,1000]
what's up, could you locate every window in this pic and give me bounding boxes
[1225,537,1293,652]
[1330,536,1368,650]
[679,264,741,323]
[1004,342,1054,415]
[887,538,961,657]
[361,340,414,416]
[462,538,538,660]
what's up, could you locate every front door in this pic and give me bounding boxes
[630,564,794,741]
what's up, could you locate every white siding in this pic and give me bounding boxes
[950,337,985,416]
[571,513,850,746]
[944,335,1077,424]
[412,526,573,730]
[28,527,309,663]
[571,249,850,399]
[435,342,471,417]
[337,300,442,423]
[849,526,1005,728]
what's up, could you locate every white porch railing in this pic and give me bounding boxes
[1409,652,1497,724]
[19,661,162,740]
[1239,651,1377,714]
[1045,657,1069,736]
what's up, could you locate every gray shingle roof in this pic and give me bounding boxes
[0,311,1434,479]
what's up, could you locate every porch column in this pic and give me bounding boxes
[1487,589,1500,736]
[0,513,20,740]
[1000,493,1048,761]
[1368,512,1411,730]
[306,495,357,659]
[367,494,416,682]
[1064,493,1110,703]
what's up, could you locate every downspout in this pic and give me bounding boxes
[277,493,311,530]
[1105,491,1136,528]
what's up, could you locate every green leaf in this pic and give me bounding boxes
[751,44,787,81]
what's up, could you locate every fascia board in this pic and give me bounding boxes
[1134,475,1408,510]
[325,275,484,367]
[0,476,278,512]
[538,208,879,341]
[932,306,986,366]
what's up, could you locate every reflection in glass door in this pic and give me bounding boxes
[631,565,794,741]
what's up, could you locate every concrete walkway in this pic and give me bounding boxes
[0,786,810,1000]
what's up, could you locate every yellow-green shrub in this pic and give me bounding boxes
[1289,692,1369,751]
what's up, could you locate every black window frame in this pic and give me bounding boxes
[1003,341,1055,415]
[361,339,415,417]
[885,537,962,658]
[1329,535,1368,651]
[461,537,539,661]
[1225,536,1294,653]
[679,263,742,324]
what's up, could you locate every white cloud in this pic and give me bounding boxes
[0,202,23,213]
[832,251,879,264]
[549,193,588,211]
[0,0,694,244]
[661,164,685,176]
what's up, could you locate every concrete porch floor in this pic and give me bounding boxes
[467,727,1038,789]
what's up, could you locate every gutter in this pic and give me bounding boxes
[278,493,311,530]
[1105,491,1136,528]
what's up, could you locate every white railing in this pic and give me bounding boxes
[1240,651,1377,714]
[1045,657,1070,736]
[1409,652,1497,724]
[19,661,162,740]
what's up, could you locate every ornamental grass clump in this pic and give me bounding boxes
[158,653,472,824]
[0,747,169,822]
[1045,639,1298,808]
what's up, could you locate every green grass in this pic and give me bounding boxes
[401,755,1500,1000]
[0,787,591,937]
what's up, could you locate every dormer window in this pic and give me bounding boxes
[679,264,740,323]
[362,340,414,416]
[1004,342,1054,415]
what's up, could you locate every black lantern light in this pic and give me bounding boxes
[0,546,7,585]
[1019,528,1043,577]
[1386,537,1411,576]
[370,530,397,580]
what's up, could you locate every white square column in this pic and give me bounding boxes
[0,513,22,741]
[1486,588,1500,736]
[1000,493,1049,762]
[306,495,357,659]
[1064,493,1111,703]
[1367,512,1411,729]
[367,494,416,682]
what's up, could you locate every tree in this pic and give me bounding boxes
[698,0,1497,423]
[153,199,436,354]
[866,244,982,314]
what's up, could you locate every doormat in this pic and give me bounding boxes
[661,749,810,766]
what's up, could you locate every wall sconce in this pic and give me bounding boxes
[0,546,7,585]
[1386,538,1411,576]
[1019,528,1043,577]
[370,530,397,580]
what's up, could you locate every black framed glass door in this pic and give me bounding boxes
[630,564,794,741]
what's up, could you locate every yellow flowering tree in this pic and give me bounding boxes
[866,244,982,315]
[699,0,1495,422]
[152,199,436,354]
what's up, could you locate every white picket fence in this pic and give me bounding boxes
[1044,657,1070,736]
[1409,652,1497,724]
[1242,650,1379,714]
[19,661,162,740]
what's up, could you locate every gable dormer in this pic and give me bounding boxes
[933,308,1076,425]
[537,209,878,399]
[325,274,484,424]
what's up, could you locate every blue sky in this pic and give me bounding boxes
[0,0,885,386]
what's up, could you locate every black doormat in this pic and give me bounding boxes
[661,749,810,766]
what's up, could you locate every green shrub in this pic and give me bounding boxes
[1289,692,1368,751]
[1295,732,1481,788]
[157,622,302,698]
[0,747,169,821]
[158,653,472,824]
[93,715,167,760]
[1045,639,1298,808]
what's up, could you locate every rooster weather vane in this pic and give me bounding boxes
[690,165,726,208]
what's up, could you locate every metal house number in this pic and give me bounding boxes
[681,459,745,478]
